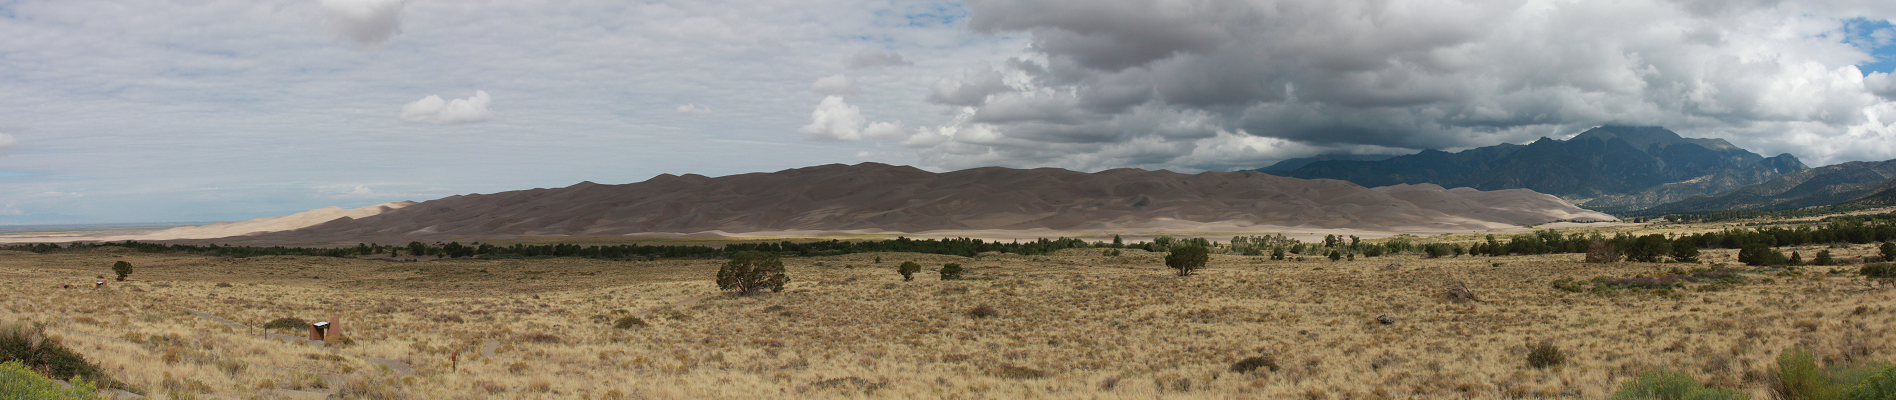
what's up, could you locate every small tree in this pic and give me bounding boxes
[1270,247,1286,260]
[717,251,789,296]
[110,261,133,282]
[1166,246,1210,276]
[1882,242,1895,262]
[939,263,964,280]
[897,261,921,281]
[1671,239,1700,263]
[1812,250,1834,266]
[1327,249,1342,262]
[1584,240,1621,263]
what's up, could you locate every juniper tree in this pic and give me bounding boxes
[1166,246,1210,276]
[717,251,789,296]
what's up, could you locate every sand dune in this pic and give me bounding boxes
[0,201,415,243]
[221,163,1613,244]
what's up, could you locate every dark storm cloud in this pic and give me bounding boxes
[888,0,1896,172]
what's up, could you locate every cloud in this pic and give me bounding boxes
[675,104,712,115]
[927,64,1013,106]
[845,48,913,69]
[0,134,15,154]
[811,74,860,96]
[321,0,404,46]
[797,96,909,142]
[799,96,869,141]
[347,185,374,195]
[872,0,1896,171]
[400,90,494,124]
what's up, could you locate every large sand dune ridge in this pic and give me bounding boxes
[226,163,1613,243]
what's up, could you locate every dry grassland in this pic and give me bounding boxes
[2,233,1892,399]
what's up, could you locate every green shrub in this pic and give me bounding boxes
[1863,263,1895,279]
[0,361,99,400]
[1882,242,1896,262]
[1166,246,1210,276]
[939,263,964,280]
[1775,350,1833,400]
[1551,278,1586,293]
[0,321,111,387]
[611,316,646,329]
[111,261,133,281]
[1527,340,1565,369]
[1608,369,1750,400]
[717,251,789,296]
[897,261,921,281]
[1230,355,1280,373]
[1841,366,1896,400]
[262,317,309,331]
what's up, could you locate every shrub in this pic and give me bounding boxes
[1527,340,1564,369]
[939,263,964,280]
[263,317,309,331]
[897,261,921,281]
[1739,244,1788,266]
[1586,240,1622,263]
[1883,242,1896,262]
[0,361,99,400]
[111,261,133,281]
[1774,350,1831,400]
[517,332,562,344]
[1841,366,1896,400]
[967,305,998,319]
[717,251,789,296]
[1863,263,1895,279]
[1813,250,1834,266]
[0,321,111,386]
[1166,246,1210,276]
[988,365,1047,379]
[1328,249,1343,261]
[1608,369,1750,400]
[611,316,647,329]
[1672,239,1700,263]
[1550,278,1586,293]
[1230,355,1280,374]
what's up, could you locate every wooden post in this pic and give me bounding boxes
[328,316,341,340]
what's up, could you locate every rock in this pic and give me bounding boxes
[1376,315,1396,325]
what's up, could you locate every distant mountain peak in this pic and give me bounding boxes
[1263,125,1804,210]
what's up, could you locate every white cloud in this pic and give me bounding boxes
[675,104,712,115]
[321,0,404,46]
[347,185,374,195]
[799,96,869,141]
[400,90,494,124]
[845,48,913,69]
[811,74,860,96]
[0,134,15,154]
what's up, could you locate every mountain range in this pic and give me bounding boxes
[1262,126,1807,212]
[181,163,1615,244]
[1639,159,1896,214]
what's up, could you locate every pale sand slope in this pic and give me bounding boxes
[213,163,1616,245]
[0,202,415,243]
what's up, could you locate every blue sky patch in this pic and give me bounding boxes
[1843,17,1895,74]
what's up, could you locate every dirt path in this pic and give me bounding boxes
[179,307,416,377]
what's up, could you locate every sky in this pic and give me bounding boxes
[1,0,1895,225]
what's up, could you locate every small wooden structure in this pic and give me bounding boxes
[308,317,343,341]
[309,321,329,341]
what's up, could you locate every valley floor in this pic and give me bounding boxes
[1,240,1891,399]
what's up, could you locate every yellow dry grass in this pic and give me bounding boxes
[1,228,1892,399]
